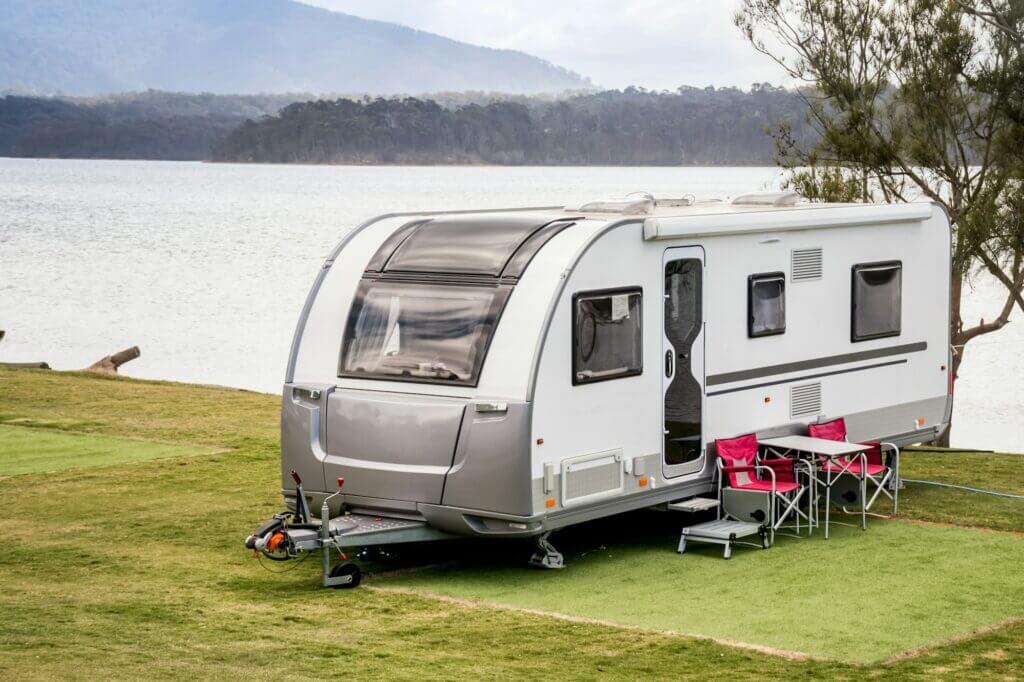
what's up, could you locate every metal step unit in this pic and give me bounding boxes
[667,497,720,513]
[677,520,767,560]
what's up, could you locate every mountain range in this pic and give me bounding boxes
[0,0,591,96]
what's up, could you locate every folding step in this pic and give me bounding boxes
[667,497,720,513]
[678,519,767,559]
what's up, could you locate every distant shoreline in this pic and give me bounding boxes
[3,89,810,167]
[0,156,778,169]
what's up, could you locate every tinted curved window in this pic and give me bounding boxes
[852,262,902,341]
[385,216,557,276]
[339,280,510,386]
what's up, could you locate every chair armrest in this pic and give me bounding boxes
[721,465,757,474]
[760,457,794,469]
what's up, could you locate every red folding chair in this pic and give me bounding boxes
[715,434,811,546]
[808,418,900,516]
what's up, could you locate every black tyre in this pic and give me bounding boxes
[328,562,361,589]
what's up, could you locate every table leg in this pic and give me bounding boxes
[825,465,831,540]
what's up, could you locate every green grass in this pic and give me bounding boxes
[0,424,216,476]
[897,449,1024,532]
[0,368,1022,679]
[379,518,1024,663]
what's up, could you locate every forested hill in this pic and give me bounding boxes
[212,86,811,166]
[0,92,296,160]
[1,87,811,165]
[0,0,588,95]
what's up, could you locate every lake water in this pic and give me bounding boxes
[1,158,1020,452]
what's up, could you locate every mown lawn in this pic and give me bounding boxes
[0,424,217,476]
[0,368,1021,679]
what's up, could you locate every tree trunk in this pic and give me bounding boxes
[83,346,141,375]
[934,271,965,448]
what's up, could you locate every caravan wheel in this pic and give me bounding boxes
[328,562,362,589]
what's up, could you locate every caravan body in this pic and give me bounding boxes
[282,195,951,540]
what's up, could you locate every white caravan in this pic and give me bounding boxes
[247,191,952,585]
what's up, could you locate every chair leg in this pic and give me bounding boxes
[893,451,900,516]
[864,471,894,515]
[861,472,867,530]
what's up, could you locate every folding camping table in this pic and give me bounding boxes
[758,435,871,539]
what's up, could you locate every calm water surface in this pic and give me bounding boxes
[1,158,1020,452]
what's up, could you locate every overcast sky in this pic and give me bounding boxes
[300,1,787,90]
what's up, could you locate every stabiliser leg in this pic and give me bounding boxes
[320,479,360,589]
[528,531,564,569]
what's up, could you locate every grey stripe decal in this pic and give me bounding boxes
[706,359,907,397]
[705,341,927,387]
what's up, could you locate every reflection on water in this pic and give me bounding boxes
[1,158,1020,452]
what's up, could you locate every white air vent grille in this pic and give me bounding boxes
[792,248,823,281]
[791,382,823,418]
[561,450,624,507]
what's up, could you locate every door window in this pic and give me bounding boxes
[664,258,703,467]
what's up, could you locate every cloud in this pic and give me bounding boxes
[299,0,787,90]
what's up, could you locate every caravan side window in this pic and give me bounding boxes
[851,261,902,341]
[748,272,786,337]
[572,288,643,385]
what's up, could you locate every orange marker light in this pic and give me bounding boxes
[639,477,649,487]
[545,498,556,508]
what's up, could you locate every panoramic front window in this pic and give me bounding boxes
[339,280,510,386]
[748,272,786,337]
[573,288,643,385]
[852,261,902,341]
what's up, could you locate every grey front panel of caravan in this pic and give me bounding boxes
[324,389,467,504]
[280,383,333,495]
[442,401,533,516]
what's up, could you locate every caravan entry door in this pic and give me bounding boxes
[662,247,705,478]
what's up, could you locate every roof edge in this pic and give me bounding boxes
[642,202,935,241]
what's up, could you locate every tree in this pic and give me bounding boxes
[736,0,1024,445]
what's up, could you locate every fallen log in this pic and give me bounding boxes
[0,361,50,369]
[84,346,141,375]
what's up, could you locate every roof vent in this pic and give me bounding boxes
[792,247,824,281]
[657,193,696,208]
[572,195,655,215]
[732,191,802,207]
[570,191,697,215]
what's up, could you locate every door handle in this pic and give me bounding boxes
[665,350,674,377]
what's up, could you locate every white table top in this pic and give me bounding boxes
[758,435,871,456]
